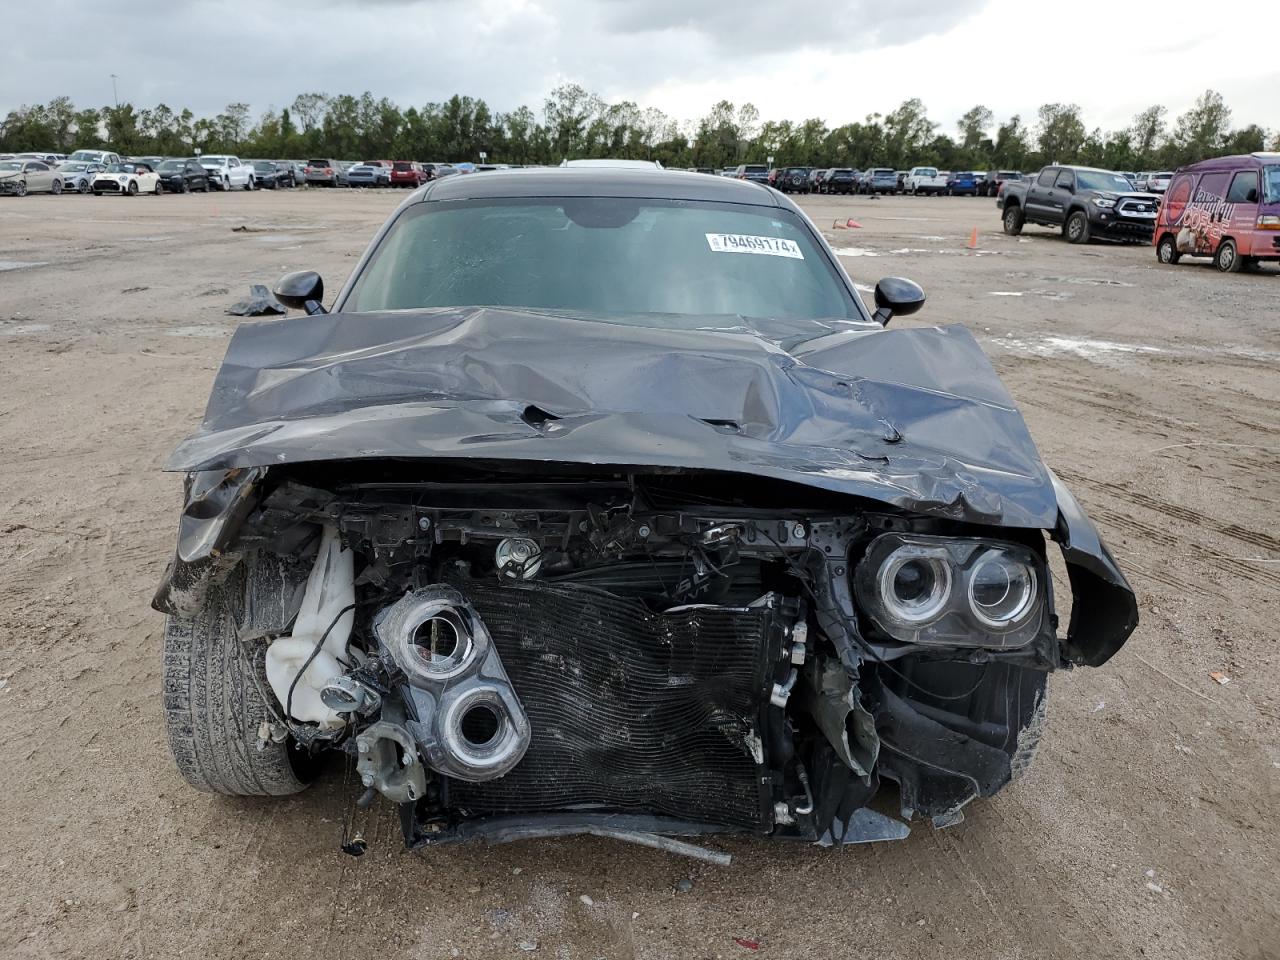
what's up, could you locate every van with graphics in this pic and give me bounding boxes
[1155,153,1280,273]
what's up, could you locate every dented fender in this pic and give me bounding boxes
[1049,470,1139,666]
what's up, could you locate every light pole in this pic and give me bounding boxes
[110,74,119,108]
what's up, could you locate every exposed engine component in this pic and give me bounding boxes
[355,716,426,803]
[373,586,530,782]
[494,537,542,580]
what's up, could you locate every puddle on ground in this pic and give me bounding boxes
[166,325,229,338]
[0,260,49,271]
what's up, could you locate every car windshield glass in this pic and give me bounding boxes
[742,166,767,174]
[309,160,331,167]
[0,161,20,171]
[344,198,856,324]
[202,157,225,164]
[393,162,412,170]
[158,161,183,171]
[59,163,87,171]
[1076,171,1136,192]
[104,164,133,173]
[254,162,274,170]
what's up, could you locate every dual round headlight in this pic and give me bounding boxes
[857,534,1043,647]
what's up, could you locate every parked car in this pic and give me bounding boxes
[389,161,424,188]
[998,165,1160,243]
[156,166,1137,858]
[92,161,163,196]
[822,168,858,194]
[809,168,828,192]
[0,159,64,196]
[905,166,947,195]
[983,171,1023,198]
[720,167,737,177]
[346,163,386,187]
[863,168,898,195]
[156,159,210,193]
[733,163,770,184]
[1131,172,1151,191]
[246,161,286,189]
[54,161,106,194]
[304,159,342,187]
[946,171,981,196]
[895,171,909,193]
[67,148,122,166]
[1145,171,1174,195]
[420,162,456,182]
[1154,153,1280,272]
[201,155,254,191]
[15,152,63,165]
[774,166,811,193]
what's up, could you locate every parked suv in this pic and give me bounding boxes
[773,166,812,193]
[733,163,770,184]
[983,170,1023,197]
[999,165,1160,243]
[389,161,424,188]
[822,168,857,194]
[946,171,981,196]
[1146,171,1174,195]
[305,159,342,187]
[863,168,898,195]
[1154,153,1280,272]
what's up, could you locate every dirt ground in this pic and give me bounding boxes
[1,185,1277,960]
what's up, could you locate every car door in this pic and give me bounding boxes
[1224,168,1260,257]
[1025,168,1057,220]
[26,162,54,192]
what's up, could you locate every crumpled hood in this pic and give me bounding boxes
[168,307,1058,527]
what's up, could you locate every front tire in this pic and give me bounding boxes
[1157,234,1180,265]
[15,180,27,197]
[78,179,91,194]
[1065,210,1090,244]
[52,179,63,195]
[127,181,139,196]
[163,558,317,796]
[1214,238,1242,273]
[1002,204,1025,236]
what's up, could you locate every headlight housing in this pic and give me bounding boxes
[1092,197,1116,208]
[854,533,1045,648]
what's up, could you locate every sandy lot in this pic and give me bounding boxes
[1,185,1277,960]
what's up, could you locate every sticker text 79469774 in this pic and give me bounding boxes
[705,233,804,259]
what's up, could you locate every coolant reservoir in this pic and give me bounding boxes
[265,525,354,727]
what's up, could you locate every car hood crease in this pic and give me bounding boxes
[168,306,1057,527]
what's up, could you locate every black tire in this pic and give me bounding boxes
[154,179,163,196]
[181,178,190,194]
[163,557,317,796]
[1214,239,1242,273]
[78,179,90,194]
[1065,210,1090,244]
[127,181,138,196]
[1156,234,1180,265]
[15,180,27,197]
[52,179,63,195]
[1002,203,1025,236]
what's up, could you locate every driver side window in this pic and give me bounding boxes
[1054,170,1074,191]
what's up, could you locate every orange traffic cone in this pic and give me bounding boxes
[966,227,979,250]
[832,218,846,229]
[846,218,862,229]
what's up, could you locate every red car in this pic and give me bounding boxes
[389,161,426,188]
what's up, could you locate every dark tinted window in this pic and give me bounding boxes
[393,162,412,171]
[308,159,332,167]
[1226,170,1259,204]
[1037,168,1057,187]
[345,198,856,323]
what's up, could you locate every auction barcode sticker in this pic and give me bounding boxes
[705,233,804,259]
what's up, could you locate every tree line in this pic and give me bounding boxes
[2,85,1275,172]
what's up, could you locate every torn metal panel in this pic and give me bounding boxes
[167,308,1057,528]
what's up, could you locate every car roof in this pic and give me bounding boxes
[418,167,785,206]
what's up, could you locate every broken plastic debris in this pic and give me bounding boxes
[226,284,286,317]
[1209,672,1231,685]
[675,879,694,893]
[734,938,761,950]
[579,894,594,907]
[517,941,538,952]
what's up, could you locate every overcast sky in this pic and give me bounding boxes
[3,0,1275,138]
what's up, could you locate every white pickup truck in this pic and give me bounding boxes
[199,155,254,191]
[905,166,948,196]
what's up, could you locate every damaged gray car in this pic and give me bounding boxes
[156,168,1138,860]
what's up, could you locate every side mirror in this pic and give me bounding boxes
[274,271,327,315]
[872,277,926,326]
